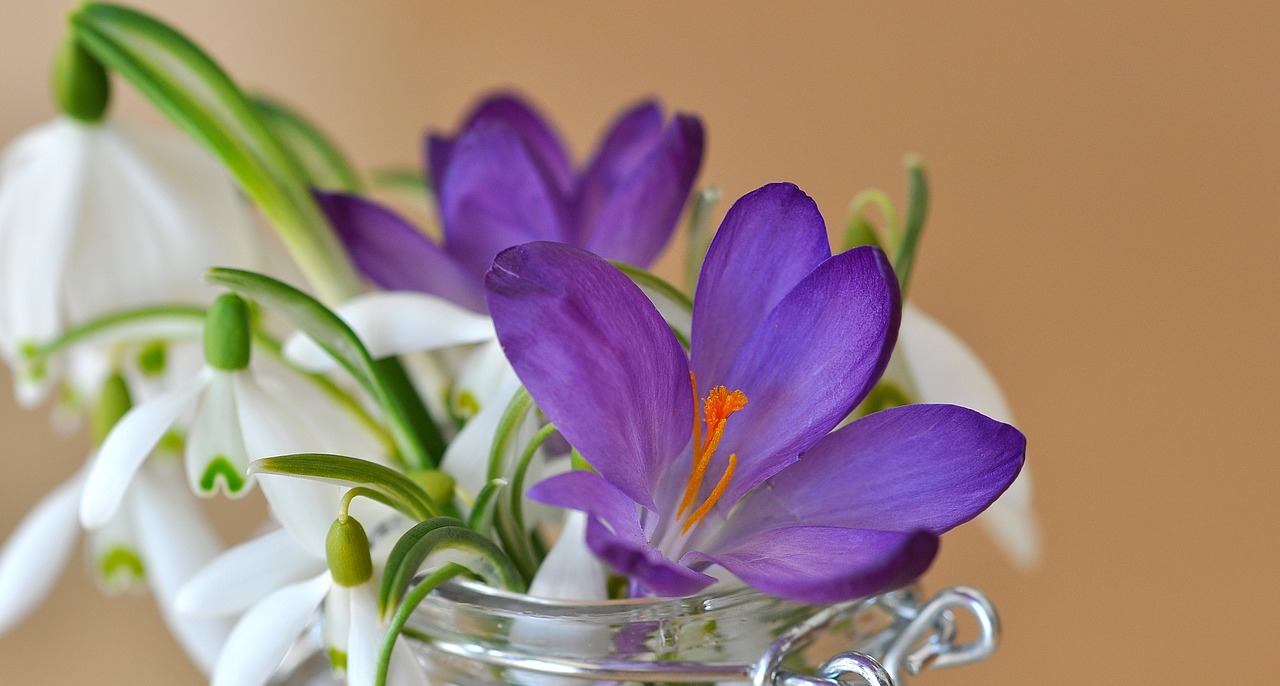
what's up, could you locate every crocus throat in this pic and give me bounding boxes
[678,372,747,534]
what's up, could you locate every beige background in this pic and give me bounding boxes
[2,1,1277,683]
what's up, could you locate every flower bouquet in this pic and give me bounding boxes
[0,5,1037,685]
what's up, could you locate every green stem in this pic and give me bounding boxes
[374,564,467,686]
[895,156,929,298]
[506,422,559,560]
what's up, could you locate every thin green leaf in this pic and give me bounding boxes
[895,156,929,297]
[466,478,508,535]
[253,95,362,192]
[380,523,523,616]
[377,517,466,614]
[845,188,898,252]
[71,3,361,301]
[250,453,440,520]
[375,564,466,686]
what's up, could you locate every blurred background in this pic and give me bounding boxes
[1,1,1277,683]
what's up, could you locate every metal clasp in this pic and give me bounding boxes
[755,585,1001,686]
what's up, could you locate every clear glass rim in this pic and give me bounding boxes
[423,577,789,619]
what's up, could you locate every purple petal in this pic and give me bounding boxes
[425,135,453,195]
[691,183,831,385]
[713,246,900,504]
[579,114,704,267]
[438,121,573,279]
[432,93,574,197]
[723,404,1026,541]
[686,526,937,603]
[486,243,691,509]
[573,101,664,242]
[315,191,486,312]
[528,471,715,598]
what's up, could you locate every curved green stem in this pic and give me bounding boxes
[374,564,467,686]
[847,188,899,251]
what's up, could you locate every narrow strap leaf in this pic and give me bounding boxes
[252,95,363,192]
[380,522,524,617]
[250,453,441,520]
[374,564,466,686]
[466,478,508,536]
[894,156,929,297]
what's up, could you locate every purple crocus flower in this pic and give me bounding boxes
[316,93,704,313]
[485,183,1025,603]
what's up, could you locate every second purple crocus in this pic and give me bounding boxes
[317,93,704,313]
[485,183,1026,603]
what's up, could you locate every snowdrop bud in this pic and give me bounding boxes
[52,35,110,123]
[203,294,252,371]
[90,373,132,447]
[409,469,454,509]
[326,517,372,587]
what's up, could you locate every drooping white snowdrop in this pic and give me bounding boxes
[0,38,258,408]
[80,293,365,528]
[182,475,424,686]
[0,374,231,672]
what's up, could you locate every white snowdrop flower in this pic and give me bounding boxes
[0,375,231,672]
[78,294,337,527]
[889,304,1042,569]
[0,117,259,407]
[185,475,423,686]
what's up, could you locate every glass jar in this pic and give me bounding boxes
[274,583,999,686]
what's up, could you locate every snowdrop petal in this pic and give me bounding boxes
[212,573,330,686]
[130,461,230,674]
[527,512,608,601]
[899,305,1041,568]
[187,370,252,498]
[0,472,82,636]
[86,504,147,595]
[258,473,344,559]
[283,291,495,372]
[80,371,206,528]
[345,583,383,686]
[177,528,323,617]
[441,380,519,500]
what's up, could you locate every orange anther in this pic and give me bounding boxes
[677,373,747,527]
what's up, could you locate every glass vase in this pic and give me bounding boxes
[276,582,999,686]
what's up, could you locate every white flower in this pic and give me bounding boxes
[80,345,379,529]
[0,116,259,406]
[892,304,1042,569]
[0,458,231,672]
[180,475,424,686]
[526,511,608,602]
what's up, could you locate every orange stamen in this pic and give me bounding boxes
[677,373,747,525]
[682,453,737,534]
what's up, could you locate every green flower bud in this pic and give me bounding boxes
[91,373,133,447]
[204,294,252,371]
[409,469,455,508]
[326,516,373,587]
[52,35,110,123]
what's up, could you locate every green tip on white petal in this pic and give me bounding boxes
[136,341,168,377]
[91,373,133,447]
[199,456,247,496]
[204,293,252,371]
[95,545,147,594]
[52,34,110,123]
[326,517,372,587]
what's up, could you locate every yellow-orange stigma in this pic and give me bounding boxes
[678,372,747,533]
